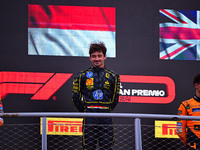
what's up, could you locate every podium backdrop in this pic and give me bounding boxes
[1,0,200,124]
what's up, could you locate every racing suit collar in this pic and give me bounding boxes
[193,95,200,102]
[91,66,105,70]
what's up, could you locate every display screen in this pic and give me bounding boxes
[159,9,200,60]
[28,5,116,57]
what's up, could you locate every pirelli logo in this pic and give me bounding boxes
[155,121,178,138]
[40,118,83,135]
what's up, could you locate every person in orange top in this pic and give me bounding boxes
[177,74,200,150]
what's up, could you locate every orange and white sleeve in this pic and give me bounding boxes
[177,103,187,146]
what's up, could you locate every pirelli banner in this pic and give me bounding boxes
[40,118,179,139]
[40,118,83,136]
[155,121,178,139]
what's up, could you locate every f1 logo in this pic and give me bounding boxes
[0,72,72,100]
[119,75,175,104]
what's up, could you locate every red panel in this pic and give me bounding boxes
[31,73,73,100]
[0,72,73,100]
[28,5,115,31]
[119,75,175,104]
[0,72,54,83]
[0,83,43,98]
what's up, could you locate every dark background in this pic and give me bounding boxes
[0,0,200,124]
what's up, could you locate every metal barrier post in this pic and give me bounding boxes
[135,118,142,150]
[42,117,47,150]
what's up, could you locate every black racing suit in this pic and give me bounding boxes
[72,66,120,150]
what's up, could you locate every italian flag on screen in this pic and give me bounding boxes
[28,5,116,57]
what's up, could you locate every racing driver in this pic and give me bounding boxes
[177,74,200,149]
[72,41,120,150]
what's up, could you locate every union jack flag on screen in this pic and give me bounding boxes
[159,9,200,60]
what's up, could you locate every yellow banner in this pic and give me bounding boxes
[155,120,178,138]
[40,117,83,136]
